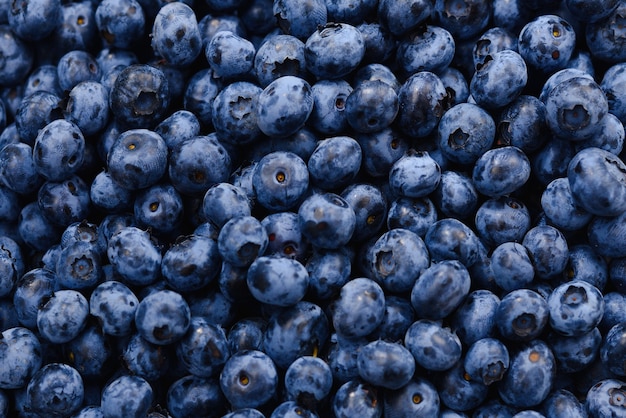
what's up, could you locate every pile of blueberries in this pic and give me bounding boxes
[2,0,626,416]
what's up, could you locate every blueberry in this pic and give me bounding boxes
[564,244,608,290]
[0,327,42,389]
[436,360,489,412]
[65,324,112,378]
[270,400,318,418]
[15,91,62,146]
[518,15,576,73]
[284,355,333,409]
[548,327,602,373]
[134,183,184,235]
[65,80,110,136]
[0,142,43,195]
[383,377,440,417]
[166,375,226,418]
[405,319,462,372]
[307,136,362,190]
[541,177,593,231]
[298,193,356,250]
[55,240,103,290]
[261,211,308,260]
[396,25,456,77]
[424,218,481,266]
[470,50,528,110]
[26,362,83,417]
[472,145,531,197]
[357,339,415,390]
[176,316,230,378]
[100,375,154,418]
[37,289,89,344]
[332,277,385,339]
[90,169,134,213]
[585,2,626,63]
[304,248,351,300]
[246,255,308,307]
[523,225,569,280]
[464,338,510,385]
[151,2,201,67]
[219,215,268,268]
[57,50,102,92]
[90,280,138,337]
[356,127,409,178]
[273,0,326,40]
[450,289,500,347]
[389,150,441,199]
[135,289,191,345]
[498,340,556,408]
[95,0,146,49]
[212,81,263,146]
[155,110,200,151]
[256,76,314,138]
[386,196,438,237]
[332,379,382,418]
[0,25,34,87]
[491,242,535,292]
[183,68,221,127]
[433,0,491,41]
[532,136,577,186]
[219,349,278,410]
[205,31,256,81]
[541,388,588,417]
[496,289,549,342]
[37,175,91,228]
[107,226,162,287]
[18,201,63,252]
[601,62,626,125]
[396,71,449,139]
[222,408,265,418]
[253,34,306,88]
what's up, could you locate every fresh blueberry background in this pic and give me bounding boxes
[2,0,626,416]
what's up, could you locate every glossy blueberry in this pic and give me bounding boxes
[304,22,364,80]
[304,248,350,300]
[464,338,510,386]
[37,175,91,228]
[395,25,455,77]
[433,0,491,41]
[166,375,226,418]
[65,324,112,378]
[532,137,577,186]
[0,142,42,195]
[541,177,592,231]
[107,226,161,287]
[0,326,42,389]
[405,319,462,372]
[273,0,326,40]
[26,362,83,417]
[491,242,534,292]
[601,63,626,125]
[23,64,62,98]
[56,50,102,92]
[126,334,172,379]
[37,289,89,344]
[218,215,268,268]
[219,349,278,410]
[438,67,469,107]
[205,31,255,81]
[95,0,145,49]
[470,50,527,110]
[376,0,431,36]
[548,327,602,373]
[496,288,549,342]
[176,316,230,378]
[307,136,361,191]
[518,15,576,73]
[437,102,495,166]
[473,27,518,70]
[261,211,307,260]
[101,375,154,418]
[55,240,102,290]
[161,234,219,292]
[436,360,489,412]
[18,201,63,251]
[425,218,481,267]
[396,71,448,139]
[337,184,386,243]
[356,128,409,178]
[586,2,626,63]
[386,196,438,238]
[304,79,350,136]
[256,76,313,138]
[497,95,549,153]
[431,171,477,221]
[357,339,415,390]
[383,377,440,417]
[563,244,608,290]
[332,277,385,339]
[247,127,319,163]
[228,317,266,354]
[155,110,200,150]
[332,379,382,418]
[389,150,440,199]
[326,336,366,384]
[135,289,191,345]
[541,388,588,417]
[450,289,500,347]
[472,146,531,197]
[10,0,61,41]
[151,2,201,67]
[498,340,556,408]
[411,259,470,320]
[109,64,169,129]
[298,192,356,250]
[344,80,398,133]
[253,34,306,88]
[211,82,263,147]
[548,280,605,337]
[601,292,626,335]
[12,268,56,329]
[15,91,62,146]
[246,255,308,307]
[133,183,184,235]
[90,169,133,213]
[182,68,221,127]
[284,355,333,409]
[0,25,33,87]
[523,225,569,279]
[90,280,138,337]
[585,378,626,417]
[65,81,110,137]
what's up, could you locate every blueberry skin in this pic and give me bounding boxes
[246,255,308,307]
[450,289,500,347]
[256,76,314,138]
[262,211,307,260]
[18,201,63,252]
[433,0,491,41]
[548,280,605,337]
[437,102,495,166]
[601,63,626,124]
[135,289,191,345]
[0,327,42,389]
[151,2,201,67]
[345,79,398,134]
[0,25,34,87]
[411,260,470,320]
[12,268,57,329]
[470,50,527,110]
[587,210,626,258]
[439,67,469,107]
[332,379,382,418]
[65,81,110,136]
[73,405,105,418]
[298,193,356,250]
[37,289,89,345]
[176,316,230,378]
[219,216,269,268]
[206,31,255,81]
[0,142,42,195]
[601,292,626,334]
[134,183,184,235]
[212,81,263,146]
[308,79,352,135]
[219,349,278,410]
[305,248,351,300]
[491,242,535,292]
[90,170,133,213]
[539,68,593,104]
[332,277,385,339]
[518,15,576,73]
[339,183,387,242]
[532,137,578,186]
[65,324,112,378]
[8,0,61,41]
[166,375,226,418]
[326,336,366,384]
[383,377,440,417]
[431,171,478,221]
[56,50,102,92]
[564,244,608,290]
[389,150,441,199]
[254,34,307,88]
[307,136,361,191]
[170,135,232,197]
[548,327,602,373]
[498,340,556,408]
[356,128,409,178]
[37,175,91,228]
[396,71,448,139]
[107,226,162,287]
[228,317,267,354]
[183,68,221,127]
[568,147,626,217]
[566,0,619,22]
[497,95,549,153]
[464,338,510,386]
[370,228,430,293]
[89,280,138,337]
[586,2,626,63]
[101,375,154,418]
[15,91,62,146]
[546,77,609,142]
[223,409,265,418]
[473,27,519,71]
[270,401,318,418]
[386,196,438,238]
[273,0,326,40]
[541,177,592,231]
[472,146,531,198]
[436,360,489,412]
[496,289,549,342]
[541,388,587,418]
[95,0,145,49]
[404,319,462,372]
[26,362,83,417]
[425,218,481,267]
[155,110,200,150]
[396,25,455,77]
[109,64,170,129]
[356,22,396,65]
[55,240,103,290]
[523,225,569,280]
[284,355,333,408]
[357,340,415,390]
[326,0,376,25]
[161,234,220,293]
[585,378,626,417]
